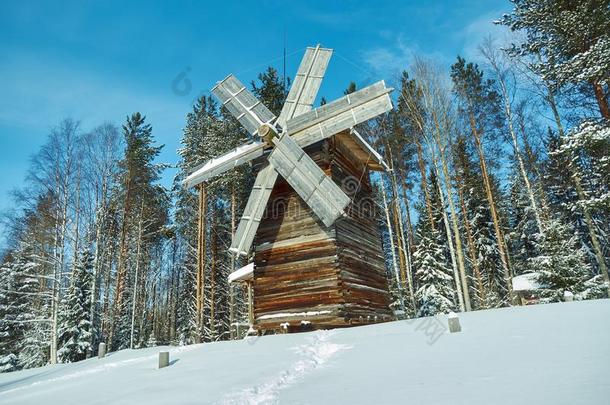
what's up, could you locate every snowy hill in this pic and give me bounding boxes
[1,300,609,405]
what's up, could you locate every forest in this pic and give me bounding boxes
[0,0,608,372]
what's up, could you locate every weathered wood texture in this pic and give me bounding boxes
[253,131,393,332]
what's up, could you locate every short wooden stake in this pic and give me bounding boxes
[448,313,461,333]
[159,351,170,369]
[98,343,106,359]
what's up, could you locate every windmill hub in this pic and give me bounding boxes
[258,123,279,146]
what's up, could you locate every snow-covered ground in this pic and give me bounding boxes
[1,299,609,405]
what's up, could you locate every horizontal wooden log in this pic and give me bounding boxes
[252,133,393,332]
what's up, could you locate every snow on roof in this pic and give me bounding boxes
[228,262,254,283]
[512,273,542,292]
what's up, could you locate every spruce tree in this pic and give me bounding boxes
[413,224,455,317]
[413,173,455,317]
[529,218,592,302]
[251,67,288,116]
[0,245,42,372]
[57,250,94,363]
[0,257,19,373]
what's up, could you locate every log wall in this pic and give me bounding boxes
[253,132,393,332]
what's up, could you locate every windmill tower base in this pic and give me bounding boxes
[252,132,394,333]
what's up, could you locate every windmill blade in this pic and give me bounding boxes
[230,165,278,257]
[184,142,266,188]
[212,74,275,136]
[277,45,332,126]
[268,134,350,227]
[286,81,394,148]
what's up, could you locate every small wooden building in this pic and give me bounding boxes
[512,273,542,306]
[232,130,394,333]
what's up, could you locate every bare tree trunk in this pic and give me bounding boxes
[50,172,71,364]
[108,174,133,349]
[428,110,471,311]
[90,183,106,347]
[455,172,486,307]
[592,81,610,119]
[72,168,82,269]
[434,165,465,312]
[229,188,236,339]
[388,162,415,311]
[196,184,207,342]
[380,175,404,309]
[384,146,408,291]
[415,139,435,227]
[469,113,513,299]
[130,202,144,349]
[489,59,544,234]
[210,211,217,340]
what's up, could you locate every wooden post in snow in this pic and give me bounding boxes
[448,313,461,333]
[158,352,170,369]
[98,343,106,359]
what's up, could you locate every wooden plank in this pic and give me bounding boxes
[268,134,350,227]
[212,74,275,136]
[185,142,265,187]
[286,81,393,146]
[277,46,332,126]
[252,134,393,332]
[230,164,277,256]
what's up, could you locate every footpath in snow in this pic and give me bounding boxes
[0,299,609,404]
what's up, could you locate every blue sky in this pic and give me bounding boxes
[0,0,509,231]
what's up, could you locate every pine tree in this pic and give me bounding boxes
[499,0,610,118]
[109,112,165,350]
[57,250,94,363]
[451,56,513,300]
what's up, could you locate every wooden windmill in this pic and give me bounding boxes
[185,45,394,333]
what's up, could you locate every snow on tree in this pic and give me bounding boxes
[413,173,455,317]
[546,120,610,293]
[498,0,610,118]
[413,222,455,317]
[0,258,19,373]
[0,245,43,372]
[57,250,94,363]
[555,119,610,211]
[507,167,542,274]
[528,218,592,302]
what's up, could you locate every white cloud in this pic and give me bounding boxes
[361,35,446,82]
[458,10,512,63]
